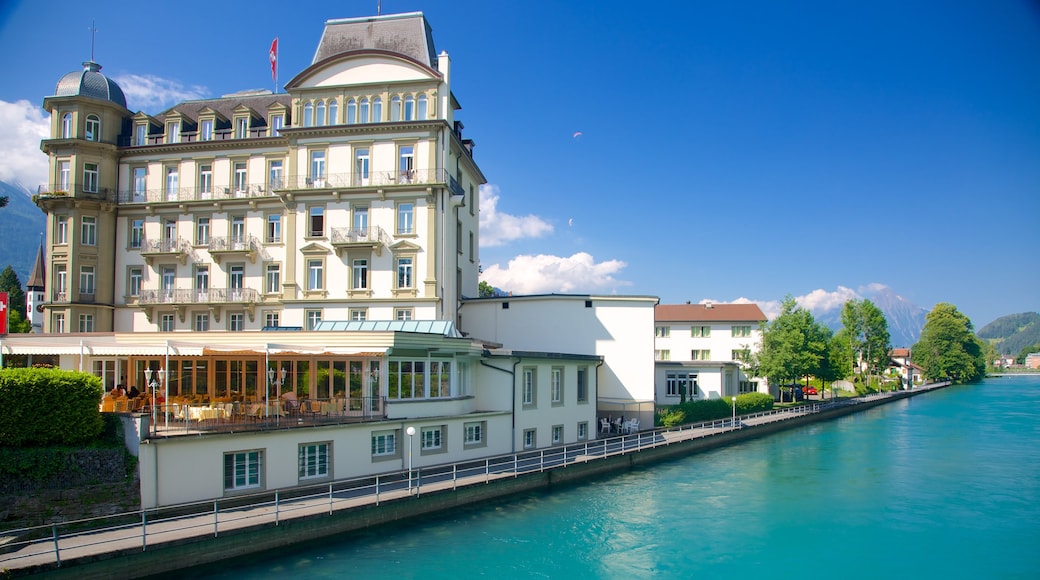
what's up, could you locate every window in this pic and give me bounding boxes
[228,216,245,245]
[235,117,248,139]
[83,163,99,193]
[195,217,210,246]
[523,429,536,450]
[233,162,247,194]
[165,121,180,144]
[350,308,367,322]
[395,308,413,321]
[85,114,100,142]
[353,206,368,233]
[264,312,280,328]
[577,367,589,403]
[61,113,72,138]
[308,206,324,237]
[464,421,486,447]
[228,313,245,331]
[200,119,213,141]
[266,213,281,243]
[403,95,415,120]
[265,263,281,294]
[732,349,751,362]
[54,265,67,298]
[372,97,382,122]
[398,146,414,181]
[522,367,536,406]
[79,265,95,295]
[128,267,143,297]
[371,430,397,457]
[469,232,475,262]
[421,426,443,451]
[132,167,146,199]
[195,313,210,332]
[56,215,68,244]
[577,422,588,440]
[199,164,212,196]
[655,326,670,338]
[397,202,414,234]
[390,95,401,121]
[739,380,758,394]
[165,166,179,199]
[270,114,283,136]
[346,99,357,124]
[692,325,711,337]
[303,102,313,127]
[228,264,244,295]
[53,313,66,333]
[163,219,177,242]
[666,371,699,397]
[692,350,711,361]
[58,160,71,191]
[315,101,325,126]
[298,443,330,480]
[551,367,563,404]
[307,259,323,291]
[732,325,752,338]
[417,94,428,119]
[161,266,175,296]
[655,350,670,361]
[268,160,283,189]
[135,122,147,146]
[309,151,325,187]
[396,256,413,289]
[160,314,175,332]
[552,425,563,445]
[328,99,338,124]
[223,450,262,491]
[78,314,94,332]
[129,219,144,249]
[81,216,97,245]
[352,259,368,290]
[305,309,322,330]
[359,98,370,123]
[354,149,369,186]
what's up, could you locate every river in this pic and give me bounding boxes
[193,376,1040,578]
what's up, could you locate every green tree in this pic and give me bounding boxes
[759,296,828,389]
[0,196,8,209]
[478,280,496,298]
[819,327,851,389]
[0,266,31,333]
[841,299,892,391]
[912,303,986,383]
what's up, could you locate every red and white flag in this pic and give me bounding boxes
[269,38,278,81]
[0,291,8,335]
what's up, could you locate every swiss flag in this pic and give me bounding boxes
[0,291,8,335]
[269,38,278,81]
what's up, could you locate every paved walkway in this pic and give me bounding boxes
[0,384,948,574]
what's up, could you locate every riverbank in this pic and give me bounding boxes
[1,382,950,578]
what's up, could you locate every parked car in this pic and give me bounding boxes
[804,386,818,396]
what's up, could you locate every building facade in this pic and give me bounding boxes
[653,302,767,402]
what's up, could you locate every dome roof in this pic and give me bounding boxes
[54,61,127,109]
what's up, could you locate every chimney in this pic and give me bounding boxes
[704,301,713,309]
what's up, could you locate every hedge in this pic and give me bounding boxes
[0,367,105,447]
[655,392,774,427]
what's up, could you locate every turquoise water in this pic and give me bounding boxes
[196,376,1040,578]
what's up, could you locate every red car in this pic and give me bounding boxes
[803,386,818,396]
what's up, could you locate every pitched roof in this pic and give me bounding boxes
[655,303,766,323]
[313,12,437,68]
[155,92,292,124]
[27,244,45,289]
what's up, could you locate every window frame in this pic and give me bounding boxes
[298,442,331,481]
[223,450,263,492]
[81,216,97,246]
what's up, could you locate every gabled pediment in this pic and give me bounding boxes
[300,242,332,255]
[389,240,422,252]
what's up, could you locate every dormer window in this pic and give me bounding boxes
[166,121,180,144]
[85,114,101,142]
[235,117,248,139]
[61,113,73,138]
[135,122,148,146]
[270,114,283,136]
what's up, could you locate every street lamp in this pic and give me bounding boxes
[144,367,165,433]
[405,426,416,494]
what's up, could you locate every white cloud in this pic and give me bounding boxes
[112,74,208,111]
[0,100,49,187]
[797,286,861,312]
[481,252,630,295]
[479,184,553,247]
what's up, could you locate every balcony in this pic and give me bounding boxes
[137,288,259,306]
[280,168,456,192]
[140,238,190,265]
[208,236,260,264]
[117,184,276,205]
[330,226,391,257]
[36,184,117,204]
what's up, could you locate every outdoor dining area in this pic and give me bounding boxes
[599,415,640,435]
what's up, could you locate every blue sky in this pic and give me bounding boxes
[0,0,1037,328]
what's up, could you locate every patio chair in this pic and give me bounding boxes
[600,418,611,434]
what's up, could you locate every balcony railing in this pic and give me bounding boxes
[137,288,259,306]
[208,236,260,264]
[330,226,390,246]
[141,238,188,254]
[118,184,276,205]
[120,127,278,147]
[281,168,455,190]
[36,184,117,203]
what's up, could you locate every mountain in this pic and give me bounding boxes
[809,286,928,348]
[0,181,47,286]
[977,312,1040,356]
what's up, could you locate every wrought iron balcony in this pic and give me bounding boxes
[140,238,190,265]
[208,236,260,264]
[36,184,117,203]
[281,168,455,191]
[117,183,276,204]
[137,288,259,306]
[330,226,391,256]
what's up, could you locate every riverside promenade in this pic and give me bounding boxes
[0,383,950,578]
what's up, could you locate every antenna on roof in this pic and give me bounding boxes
[88,19,98,62]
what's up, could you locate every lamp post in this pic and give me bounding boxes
[144,366,165,434]
[731,395,737,428]
[406,426,416,494]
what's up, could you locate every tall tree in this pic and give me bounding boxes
[0,266,30,333]
[841,299,892,391]
[912,303,986,383]
[759,296,827,388]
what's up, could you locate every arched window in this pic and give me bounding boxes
[303,102,313,127]
[346,99,357,125]
[372,98,382,122]
[417,94,428,120]
[359,98,369,123]
[390,96,401,122]
[85,114,101,142]
[328,99,338,124]
[315,100,326,126]
[61,113,72,138]
[403,95,415,121]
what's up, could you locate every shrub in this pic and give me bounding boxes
[735,392,773,414]
[656,407,686,427]
[0,367,104,447]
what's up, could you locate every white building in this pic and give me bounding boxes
[653,302,767,402]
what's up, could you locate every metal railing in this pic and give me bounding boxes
[36,185,117,203]
[140,238,188,255]
[118,184,276,204]
[136,288,259,306]
[330,226,391,247]
[207,235,259,253]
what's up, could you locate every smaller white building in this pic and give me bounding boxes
[653,302,766,402]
